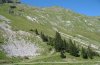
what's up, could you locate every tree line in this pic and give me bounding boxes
[0,0,21,4]
[34,29,99,59]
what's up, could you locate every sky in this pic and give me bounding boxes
[21,0,100,16]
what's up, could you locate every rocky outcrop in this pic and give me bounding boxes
[0,15,40,57]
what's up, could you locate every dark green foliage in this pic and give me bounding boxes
[29,29,34,32]
[48,31,80,57]
[81,46,99,59]
[54,32,70,53]
[68,39,80,57]
[8,8,14,14]
[10,5,16,9]
[0,0,8,4]
[24,56,29,59]
[63,40,69,52]
[40,32,48,42]
[81,47,88,59]
[87,46,94,59]
[0,0,21,4]
[47,37,55,46]
[7,0,13,3]
[39,31,98,59]
[0,0,13,3]
[60,51,66,58]
[93,52,100,57]
[0,51,7,59]
[35,29,39,35]
[9,5,16,14]
[54,31,63,52]
[1,0,7,3]
[61,39,67,51]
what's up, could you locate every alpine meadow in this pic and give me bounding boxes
[0,0,100,65]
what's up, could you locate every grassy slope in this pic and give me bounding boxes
[0,4,100,41]
[0,3,100,64]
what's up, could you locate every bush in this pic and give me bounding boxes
[10,5,16,9]
[60,51,66,58]
[35,29,39,35]
[40,32,48,42]
[29,29,34,32]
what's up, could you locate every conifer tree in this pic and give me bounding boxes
[47,37,55,46]
[35,29,39,35]
[62,39,67,51]
[2,0,7,3]
[81,47,88,59]
[54,31,62,52]
[40,32,48,42]
[63,40,69,52]
[69,39,80,57]
[87,46,93,59]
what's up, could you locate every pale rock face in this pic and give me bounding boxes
[0,15,10,23]
[0,15,40,57]
[66,21,71,26]
[16,30,31,36]
[59,32,99,50]
[2,41,40,57]
[26,16,34,21]
[26,16,38,23]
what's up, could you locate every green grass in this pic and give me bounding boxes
[0,4,55,36]
[0,3,100,64]
[0,3,100,42]
[0,51,23,64]
[0,51,7,59]
[20,52,100,64]
[27,63,100,65]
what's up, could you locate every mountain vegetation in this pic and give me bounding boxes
[0,1,100,65]
[37,30,99,59]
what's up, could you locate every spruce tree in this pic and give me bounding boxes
[2,0,6,3]
[47,37,55,46]
[69,39,80,57]
[35,29,39,35]
[54,31,62,52]
[61,39,69,52]
[40,32,48,42]
[87,46,93,59]
[81,47,88,59]
[69,39,74,56]
[62,39,67,51]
